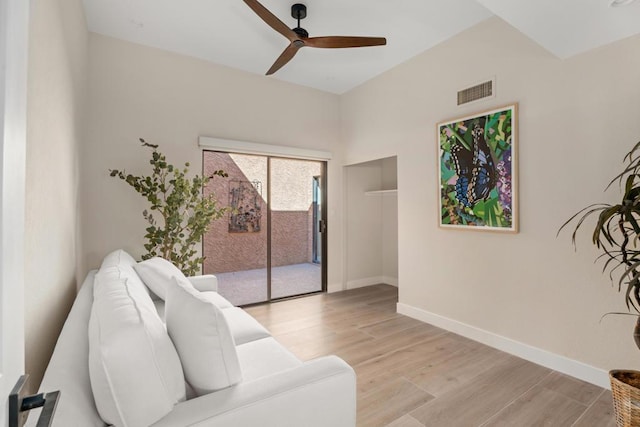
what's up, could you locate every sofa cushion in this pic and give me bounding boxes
[134,257,187,300]
[166,277,242,396]
[96,249,151,299]
[26,272,106,427]
[200,291,234,310]
[89,271,186,427]
[187,275,219,293]
[220,307,271,345]
[152,292,233,324]
[100,249,136,269]
[236,337,303,382]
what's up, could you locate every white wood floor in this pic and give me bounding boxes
[244,284,616,427]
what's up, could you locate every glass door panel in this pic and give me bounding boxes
[312,175,322,264]
[269,158,323,299]
[203,152,268,306]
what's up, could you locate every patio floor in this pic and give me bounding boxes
[215,262,322,306]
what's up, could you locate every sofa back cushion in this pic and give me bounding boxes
[166,278,242,396]
[89,251,186,427]
[25,272,107,427]
[133,257,187,300]
[100,249,137,269]
[97,249,151,298]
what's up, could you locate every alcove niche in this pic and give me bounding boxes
[344,156,398,289]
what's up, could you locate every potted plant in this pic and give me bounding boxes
[560,140,640,426]
[110,139,228,276]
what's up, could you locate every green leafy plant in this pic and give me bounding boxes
[110,139,228,276]
[559,141,640,348]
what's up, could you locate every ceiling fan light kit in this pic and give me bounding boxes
[243,0,387,75]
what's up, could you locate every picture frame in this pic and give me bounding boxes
[437,103,518,232]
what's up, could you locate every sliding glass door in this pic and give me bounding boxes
[270,158,323,299]
[203,151,326,306]
[203,153,268,305]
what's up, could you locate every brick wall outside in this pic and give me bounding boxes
[203,152,320,274]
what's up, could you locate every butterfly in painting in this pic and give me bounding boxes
[450,121,497,208]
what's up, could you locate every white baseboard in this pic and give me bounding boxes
[347,277,384,289]
[397,302,610,389]
[347,276,398,289]
[327,282,344,293]
[381,276,398,287]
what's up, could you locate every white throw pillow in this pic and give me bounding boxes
[133,257,187,300]
[166,277,242,396]
[89,274,186,427]
[200,291,233,310]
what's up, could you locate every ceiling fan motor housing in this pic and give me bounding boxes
[293,27,309,38]
[291,4,308,38]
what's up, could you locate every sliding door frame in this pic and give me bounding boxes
[202,150,328,304]
[320,161,328,294]
[266,157,272,301]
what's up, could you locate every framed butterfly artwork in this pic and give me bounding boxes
[437,104,518,232]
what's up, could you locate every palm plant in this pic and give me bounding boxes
[559,141,640,349]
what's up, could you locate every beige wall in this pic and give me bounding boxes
[345,160,385,284]
[381,157,398,283]
[341,17,640,374]
[81,34,344,289]
[25,0,88,390]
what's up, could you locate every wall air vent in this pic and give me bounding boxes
[457,78,495,106]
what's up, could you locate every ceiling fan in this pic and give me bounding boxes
[243,0,387,75]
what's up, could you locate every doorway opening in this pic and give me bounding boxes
[202,151,327,306]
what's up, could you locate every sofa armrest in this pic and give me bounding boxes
[187,274,218,292]
[151,356,356,427]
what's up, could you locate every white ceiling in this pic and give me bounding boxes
[476,0,640,58]
[82,0,640,94]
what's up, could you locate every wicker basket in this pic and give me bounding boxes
[610,370,640,426]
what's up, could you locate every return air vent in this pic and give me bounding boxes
[457,78,494,106]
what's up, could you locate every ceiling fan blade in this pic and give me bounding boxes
[266,43,302,75]
[243,0,297,41]
[305,36,387,49]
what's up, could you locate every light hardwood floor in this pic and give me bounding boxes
[244,284,616,427]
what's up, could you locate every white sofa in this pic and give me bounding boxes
[26,250,356,427]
